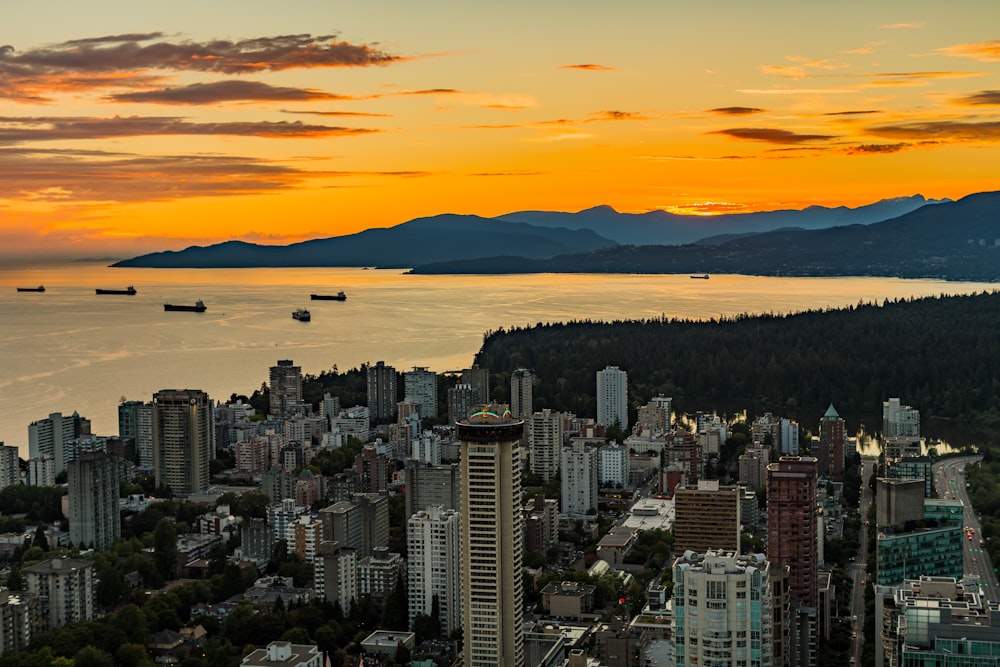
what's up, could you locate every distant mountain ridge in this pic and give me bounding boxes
[112,214,616,268]
[411,191,1000,282]
[494,194,942,245]
[113,192,969,274]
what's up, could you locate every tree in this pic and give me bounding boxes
[153,518,178,581]
[72,646,113,667]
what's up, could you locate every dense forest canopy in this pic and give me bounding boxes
[474,291,1000,425]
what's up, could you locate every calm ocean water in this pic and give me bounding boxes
[1,262,995,457]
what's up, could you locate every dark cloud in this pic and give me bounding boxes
[824,110,881,116]
[846,143,910,154]
[707,107,765,116]
[868,120,1000,141]
[561,63,615,71]
[107,80,357,105]
[587,110,648,121]
[710,127,837,144]
[955,90,1000,106]
[0,115,378,144]
[469,171,544,177]
[396,88,460,95]
[0,33,402,100]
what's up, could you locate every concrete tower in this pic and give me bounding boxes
[596,366,628,430]
[404,366,438,419]
[766,456,818,610]
[509,369,534,419]
[457,405,524,667]
[152,389,214,497]
[68,452,122,551]
[366,361,398,423]
[269,360,303,418]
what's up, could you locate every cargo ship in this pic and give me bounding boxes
[690,274,710,279]
[292,308,311,321]
[310,291,347,301]
[96,286,137,295]
[16,285,45,292]
[164,300,206,312]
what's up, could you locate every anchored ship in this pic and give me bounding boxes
[164,300,206,313]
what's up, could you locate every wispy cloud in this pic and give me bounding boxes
[935,41,1000,62]
[282,109,393,118]
[865,70,986,80]
[738,88,855,95]
[825,110,882,116]
[710,127,838,144]
[881,22,925,29]
[561,63,615,71]
[841,41,886,55]
[0,33,403,101]
[708,107,766,116]
[0,115,378,144]
[868,120,1000,141]
[585,110,650,122]
[468,170,545,176]
[845,143,911,154]
[955,90,1000,106]
[107,80,359,105]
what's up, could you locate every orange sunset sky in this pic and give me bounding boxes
[2,1,999,260]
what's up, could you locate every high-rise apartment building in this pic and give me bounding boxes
[673,550,773,667]
[561,441,598,517]
[403,367,437,419]
[816,404,846,482]
[367,361,398,423]
[28,411,90,475]
[596,366,628,430]
[67,452,122,551]
[883,397,920,439]
[509,369,534,419]
[269,360,303,418]
[665,430,702,486]
[528,409,563,482]
[0,588,37,656]
[408,505,462,635]
[404,461,461,519]
[152,389,214,497]
[314,540,357,611]
[458,405,525,667]
[319,493,389,559]
[461,367,490,405]
[766,456,818,610]
[599,441,630,488]
[636,397,671,435]
[448,384,481,426]
[0,445,19,491]
[673,481,742,554]
[24,557,94,631]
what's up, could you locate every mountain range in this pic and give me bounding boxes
[113,192,999,282]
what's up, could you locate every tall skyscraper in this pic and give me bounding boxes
[673,480,742,555]
[367,361,398,423]
[561,440,598,517]
[596,366,629,430]
[461,367,490,405]
[458,405,524,667]
[68,452,122,551]
[119,399,153,468]
[408,506,462,635]
[816,404,846,481]
[448,384,480,426]
[673,550,773,667]
[766,456,818,610]
[404,367,438,419]
[152,389,214,497]
[0,444,19,491]
[269,360,303,418]
[509,369,534,419]
[28,411,90,475]
[528,409,562,482]
[404,461,461,519]
[24,557,94,631]
[883,397,920,438]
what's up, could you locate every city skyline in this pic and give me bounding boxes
[2,1,999,259]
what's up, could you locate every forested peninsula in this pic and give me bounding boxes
[472,291,1000,425]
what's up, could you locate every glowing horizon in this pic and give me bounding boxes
[2,1,999,260]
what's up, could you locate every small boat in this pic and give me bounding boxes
[292,308,311,322]
[164,300,206,313]
[96,286,137,295]
[16,285,45,292]
[310,291,347,301]
[690,274,710,280]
